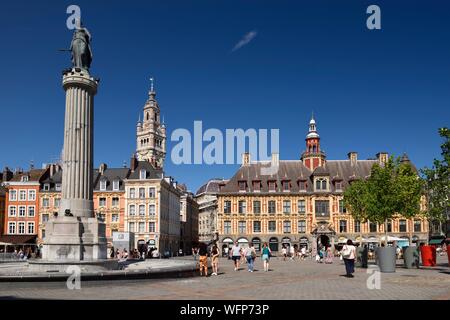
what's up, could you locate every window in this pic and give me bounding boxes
[149,222,156,233]
[268,181,276,192]
[253,221,261,233]
[129,205,136,216]
[28,190,36,201]
[339,220,347,233]
[99,197,106,207]
[19,206,26,217]
[8,222,16,234]
[27,222,35,234]
[129,188,136,198]
[283,221,291,233]
[54,198,60,207]
[149,204,156,216]
[139,222,146,233]
[224,221,232,234]
[128,222,135,232]
[19,190,27,201]
[297,200,306,214]
[140,169,147,180]
[268,200,276,214]
[8,206,16,217]
[354,220,361,233]
[18,222,25,234]
[299,181,306,191]
[315,200,330,217]
[42,214,49,223]
[28,206,35,217]
[139,205,145,216]
[149,187,156,198]
[339,200,346,214]
[238,181,246,192]
[42,198,50,208]
[112,197,119,207]
[369,222,377,233]
[21,176,28,182]
[253,201,261,214]
[386,219,392,233]
[335,182,342,191]
[43,184,50,191]
[253,181,261,192]
[224,201,231,214]
[283,200,291,214]
[282,181,290,192]
[238,200,246,214]
[298,220,306,233]
[100,179,107,191]
[268,221,276,233]
[414,220,421,232]
[139,188,145,199]
[113,180,120,191]
[399,220,407,232]
[238,221,246,233]
[55,183,62,191]
[9,190,17,201]
[315,179,328,191]
[111,214,119,222]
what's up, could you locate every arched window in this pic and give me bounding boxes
[146,113,149,121]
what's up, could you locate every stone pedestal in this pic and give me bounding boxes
[43,216,107,261]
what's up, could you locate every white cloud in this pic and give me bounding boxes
[232,30,258,52]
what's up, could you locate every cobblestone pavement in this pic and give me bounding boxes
[0,256,448,300]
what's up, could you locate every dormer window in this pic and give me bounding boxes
[282,181,290,192]
[253,181,261,192]
[140,169,147,180]
[238,181,247,192]
[43,184,50,191]
[21,176,29,182]
[335,181,342,191]
[113,180,120,191]
[55,183,61,191]
[100,179,107,191]
[315,178,328,191]
[298,181,306,192]
[268,181,276,192]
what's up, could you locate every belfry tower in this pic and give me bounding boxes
[301,115,326,170]
[136,79,167,168]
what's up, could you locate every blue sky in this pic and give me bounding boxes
[0,0,449,193]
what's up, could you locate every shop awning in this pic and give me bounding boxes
[429,239,444,245]
[0,235,37,245]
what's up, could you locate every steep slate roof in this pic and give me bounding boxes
[219,159,378,194]
[40,170,62,192]
[127,161,163,180]
[93,168,130,191]
[9,169,46,183]
[195,179,229,196]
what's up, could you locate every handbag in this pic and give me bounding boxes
[342,245,352,259]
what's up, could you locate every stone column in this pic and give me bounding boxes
[60,70,97,217]
[42,68,107,262]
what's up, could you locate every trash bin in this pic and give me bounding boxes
[356,247,368,268]
[403,246,419,269]
[420,245,436,267]
[376,246,396,273]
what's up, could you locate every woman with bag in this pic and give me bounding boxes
[341,240,356,277]
[261,242,272,272]
[245,243,257,272]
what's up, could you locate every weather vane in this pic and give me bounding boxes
[150,77,154,92]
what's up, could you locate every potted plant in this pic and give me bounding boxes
[345,156,423,273]
[421,128,449,267]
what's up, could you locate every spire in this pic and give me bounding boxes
[307,113,319,139]
[150,77,154,93]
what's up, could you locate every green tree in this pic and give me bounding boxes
[344,156,423,242]
[421,128,450,228]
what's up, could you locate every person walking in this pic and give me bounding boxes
[245,243,257,272]
[290,245,295,260]
[211,245,220,276]
[300,246,307,261]
[281,246,287,261]
[325,246,333,264]
[198,243,208,277]
[231,241,242,271]
[341,240,357,277]
[261,242,272,272]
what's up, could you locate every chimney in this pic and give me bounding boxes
[130,154,138,172]
[99,163,107,175]
[241,152,251,166]
[376,152,389,165]
[348,152,358,166]
[2,167,13,182]
[50,164,55,177]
